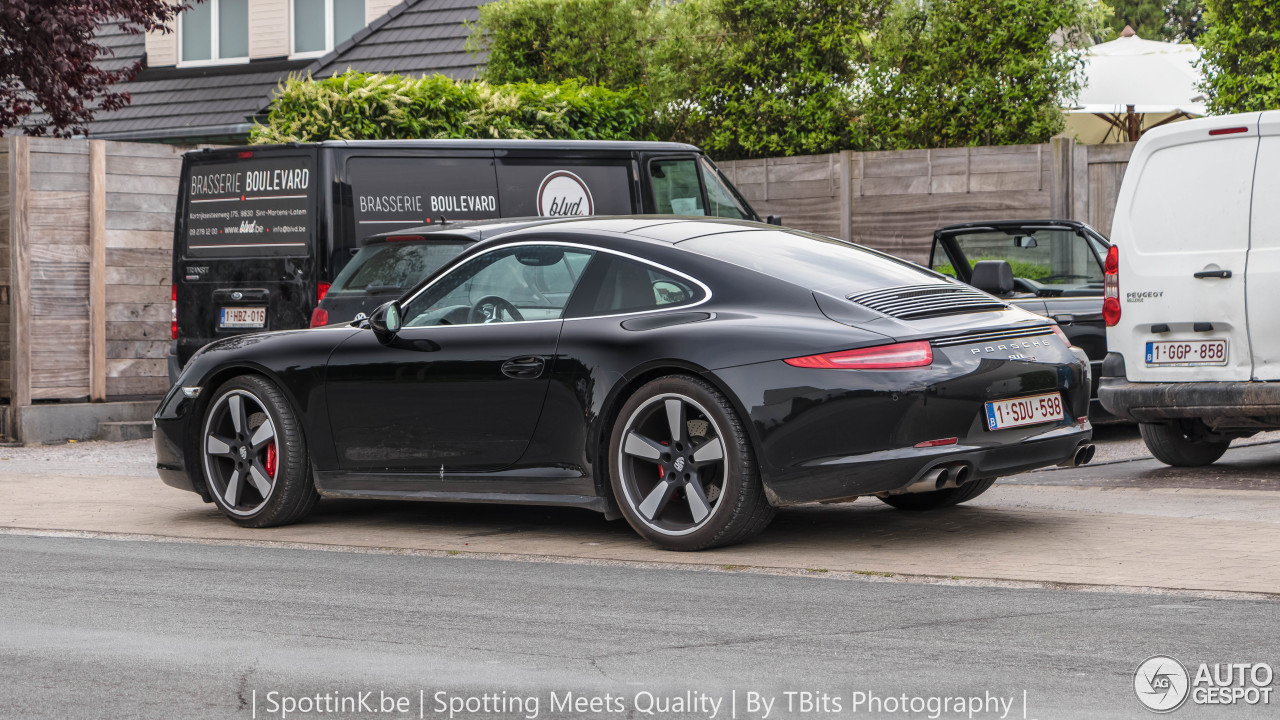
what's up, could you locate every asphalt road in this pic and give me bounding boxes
[2,535,1276,720]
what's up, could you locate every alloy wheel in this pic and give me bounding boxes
[617,393,727,536]
[202,389,280,516]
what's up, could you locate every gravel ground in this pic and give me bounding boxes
[0,438,155,477]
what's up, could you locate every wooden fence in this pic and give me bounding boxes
[719,138,1134,264]
[1,136,183,406]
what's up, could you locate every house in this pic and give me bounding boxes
[84,0,491,144]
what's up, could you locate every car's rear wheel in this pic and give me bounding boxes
[877,477,997,511]
[1139,420,1230,467]
[609,375,774,551]
[200,375,318,527]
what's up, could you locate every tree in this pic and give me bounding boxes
[853,0,1096,151]
[1105,1,1207,42]
[1199,0,1280,114]
[1107,0,1169,39]
[694,0,889,159]
[1164,0,1207,42]
[0,0,186,137]
[468,0,650,89]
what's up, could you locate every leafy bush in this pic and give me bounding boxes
[693,0,887,159]
[936,257,1052,280]
[853,0,1095,150]
[468,0,650,89]
[250,72,653,143]
[1199,0,1280,114]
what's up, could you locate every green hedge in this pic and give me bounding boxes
[935,258,1052,281]
[250,72,654,144]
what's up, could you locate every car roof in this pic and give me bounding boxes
[369,215,775,248]
[362,217,569,245]
[207,140,702,155]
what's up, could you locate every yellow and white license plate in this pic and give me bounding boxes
[1145,339,1227,366]
[219,306,266,328]
[985,392,1065,431]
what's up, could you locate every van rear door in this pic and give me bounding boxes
[175,149,318,366]
[1112,116,1259,383]
[1247,112,1280,380]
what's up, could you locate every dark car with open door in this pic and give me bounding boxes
[928,220,1113,418]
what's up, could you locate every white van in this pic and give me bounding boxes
[1099,110,1280,466]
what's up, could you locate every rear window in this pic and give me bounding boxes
[331,241,470,293]
[183,154,315,258]
[679,230,941,295]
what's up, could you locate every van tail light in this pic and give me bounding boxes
[785,341,933,369]
[171,284,178,340]
[1103,245,1120,327]
[309,308,329,328]
[317,282,331,303]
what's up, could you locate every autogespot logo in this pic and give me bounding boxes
[1135,655,1191,713]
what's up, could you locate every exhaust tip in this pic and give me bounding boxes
[1073,444,1095,467]
[953,465,970,486]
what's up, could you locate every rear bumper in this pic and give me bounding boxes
[762,424,1091,505]
[1099,377,1280,424]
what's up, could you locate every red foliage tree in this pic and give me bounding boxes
[0,0,189,137]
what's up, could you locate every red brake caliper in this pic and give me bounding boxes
[265,442,278,478]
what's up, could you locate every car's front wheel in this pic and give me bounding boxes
[200,375,318,527]
[609,375,774,551]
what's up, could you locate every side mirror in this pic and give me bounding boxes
[369,301,402,345]
[766,215,783,226]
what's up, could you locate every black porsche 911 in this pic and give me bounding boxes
[155,216,1094,551]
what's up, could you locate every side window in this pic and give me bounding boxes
[930,245,959,277]
[650,159,706,216]
[698,159,749,219]
[579,256,705,315]
[402,246,594,327]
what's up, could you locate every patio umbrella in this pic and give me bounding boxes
[1063,26,1207,144]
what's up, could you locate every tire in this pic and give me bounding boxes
[1139,421,1230,467]
[877,477,998,511]
[200,375,319,527]
[609,375,775,550]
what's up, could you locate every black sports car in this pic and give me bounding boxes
[155,217,1094,551]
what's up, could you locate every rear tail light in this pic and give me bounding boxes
[317,282,331,303]
[1051,324,1070,346]
[309,308,329,328]
[1103,245,1120,327]
[171,284,178,340]
[785,341,933,369]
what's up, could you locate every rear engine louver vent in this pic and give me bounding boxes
[848,284,1008,320]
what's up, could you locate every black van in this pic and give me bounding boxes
[170,140,765,382]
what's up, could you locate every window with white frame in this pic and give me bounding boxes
[293,0,366,56]
[180,0,250,64]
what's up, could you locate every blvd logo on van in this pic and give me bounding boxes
[537,171,594,217]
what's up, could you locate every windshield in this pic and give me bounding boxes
[331,241,470,293]
[933,229,1104,292]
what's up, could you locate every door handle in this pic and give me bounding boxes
[501,356,545,380]
[1193,269,1232,279]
